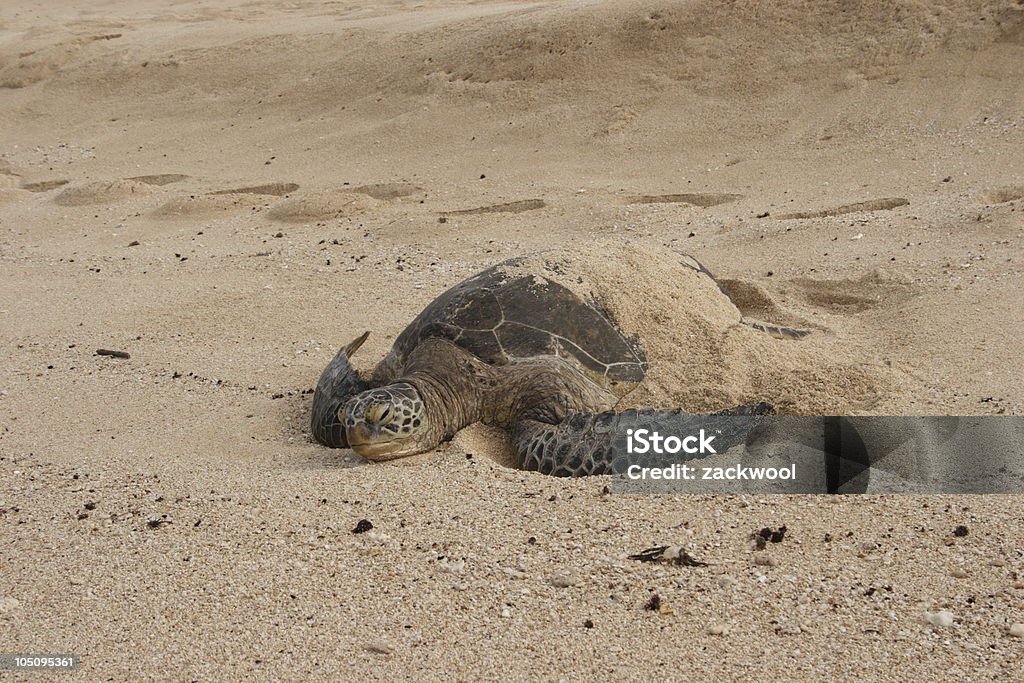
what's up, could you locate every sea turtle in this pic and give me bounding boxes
[310,252,808,476]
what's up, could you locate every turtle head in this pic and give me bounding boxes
[343,382,431,460]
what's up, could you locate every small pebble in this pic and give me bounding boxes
[925,610,955,628]
[364,640,394,655]
[0,597,20,613]
[754,555,778,567]
[950,568,969,579]
[549,571,579,588]
[1009,623,1024,638]
[707,623,731,636]
[500,607,511,618]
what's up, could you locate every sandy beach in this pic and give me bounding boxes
[1,0,1023,679]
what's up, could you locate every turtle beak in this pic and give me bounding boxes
[346,423,407,460]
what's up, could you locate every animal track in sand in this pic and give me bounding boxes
[129,174,190,186]
[625,193,742,207]
[210,182,299,197]
[266,190,379,223]
[21,179,70,192]
[53,179,153,206]
[979,185,1024,204]
[445,199,546,216]
[775,198,909,220]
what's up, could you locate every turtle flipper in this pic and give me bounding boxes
[512,403,773,476]
[310,332,371,448]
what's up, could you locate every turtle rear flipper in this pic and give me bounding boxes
[511,403,773,476]
[311,332,371,448]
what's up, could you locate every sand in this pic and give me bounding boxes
[1,0,1022,679]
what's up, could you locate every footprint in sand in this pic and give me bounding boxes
[209,182,299,197]
[267,190,378,223]
[978,186,1024,204]
[625,193,742,207]
[153,194,271,218]
[789,272,915,314]
[153,182,298,218]
[54,179,153,206]
[775,198,909,220]
[128,174,190,187]
[717,278,814,330]
[21,179,70,192]
[350,182,422,201]
[444,199,546,216]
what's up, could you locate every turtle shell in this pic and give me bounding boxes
[389,258,647,396]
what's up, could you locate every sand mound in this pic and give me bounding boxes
[54,179,153,206]
[266,190,379,223]
[503,242,890,415]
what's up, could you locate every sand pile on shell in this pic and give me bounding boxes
[504,240,892,415]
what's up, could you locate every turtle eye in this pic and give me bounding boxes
[379,405,391,422]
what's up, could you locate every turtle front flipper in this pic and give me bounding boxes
[311,332,371,448]
[512,403,774,477]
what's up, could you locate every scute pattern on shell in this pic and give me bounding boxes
[390,259,647,396]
